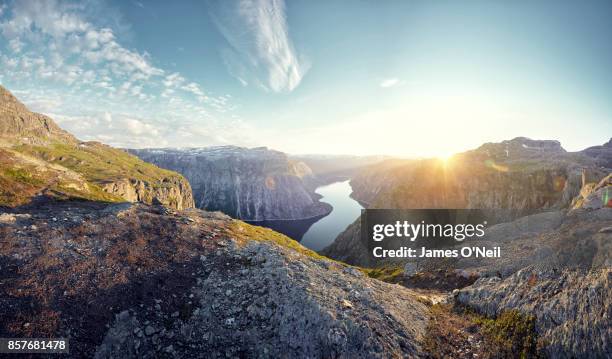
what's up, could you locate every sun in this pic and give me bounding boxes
[437,153,455,165]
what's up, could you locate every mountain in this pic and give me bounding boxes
[350,137,609,212]
[289,154,389,185]
[0,86,77,145]
[1,85,610,358]
[128,146,331,221]
[0,86,193,209]
[323,137,611,267]
[581,138,612,169]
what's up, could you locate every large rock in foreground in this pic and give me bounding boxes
[0,202,428,358]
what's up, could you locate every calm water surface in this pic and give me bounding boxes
[248,180,363,251]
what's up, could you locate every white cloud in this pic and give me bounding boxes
[1,0,163,85]
[8,38,24,53]
[163,72,185,88]
[213,0,309,92]
[380,78,402,88]
[0,0,243,149]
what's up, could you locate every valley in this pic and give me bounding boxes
[0,86,610,358]
[248,180,363,251]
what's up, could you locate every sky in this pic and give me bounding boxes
[0,0,611,157]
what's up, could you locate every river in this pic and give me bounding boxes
[247,180,363,251]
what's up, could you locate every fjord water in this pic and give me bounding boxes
[249,180,362,251]
[300,180,363,251]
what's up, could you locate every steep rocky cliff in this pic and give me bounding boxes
[0,85,194,209]
[350,137,608,213]
[129,146,331,220]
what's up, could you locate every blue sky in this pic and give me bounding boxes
[0,0,611,156]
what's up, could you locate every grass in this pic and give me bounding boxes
[472,309,542,358]
[2,167,46,186]
[362,265,404,283]
[15,142,185,187]
[423,304,545,358]
[229,220,331,261]
[0,141,191,207]
[0,147,124,207]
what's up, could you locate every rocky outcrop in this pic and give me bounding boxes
[0,201,429,358]
[320,218,368,266]
[0,86,194,210]
[455,267,611,358]
[572,174,612,210]
[129,146,331,220]
[101,177,194,211]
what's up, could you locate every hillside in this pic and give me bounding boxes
[0,86,194,209]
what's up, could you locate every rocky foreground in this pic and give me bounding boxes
[0,201,429,358]
[456,267,611,358]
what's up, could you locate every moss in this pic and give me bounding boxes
[362,265,404,283]
[424,304,545,359]
[472,309,542,358]
[2,167,45,186]
[230,221,331,261]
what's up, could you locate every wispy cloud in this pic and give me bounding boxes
[212,0,309,93]
[379,78,402,88]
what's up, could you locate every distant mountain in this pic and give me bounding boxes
[0,85,193,209]
[350,137,609,211]
[581,137,612,169]
[129,146,331,220]
[323,136,611,267]
[290,154,389,184]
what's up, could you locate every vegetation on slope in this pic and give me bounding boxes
[423,304,544,359]
[0,148,122,207]
[15,142,186,188]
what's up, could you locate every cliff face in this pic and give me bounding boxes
[0,85,194,210]
[350,137,608,213]
[324,137,611,268]
[101,177,193,211]
[129,146,331,220]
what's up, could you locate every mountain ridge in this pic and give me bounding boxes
[0,85,194,209]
